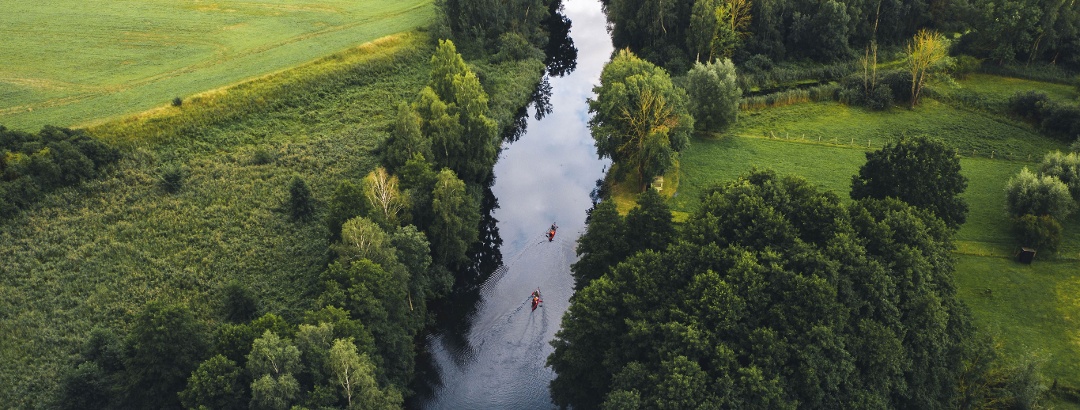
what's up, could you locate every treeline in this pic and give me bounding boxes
[0,125,119,218]
[553,169,1040,409]
[600,0,1080,72]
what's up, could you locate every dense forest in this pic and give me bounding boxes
[599,0,1080,72]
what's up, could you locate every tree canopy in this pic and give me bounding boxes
[851,135,969,229]
[589,49,693,191]
[550,169,996,409]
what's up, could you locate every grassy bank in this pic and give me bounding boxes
[0,0,434,131]
[0,28,545,406]
[662,76,1080,396]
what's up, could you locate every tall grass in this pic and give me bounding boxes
[0,27,546,407]
[739,83,841,111]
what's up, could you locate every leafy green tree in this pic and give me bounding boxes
[288,176,315,221]
[688,0,722,62]
[383,102,431,173]
[851,136,969,229]
[572,200,627,291]
[1038,150,1080,201]
[179,355,246,410]
[550,170,988,409]
[247,331,302,410]
[124,302,208,410]
[56,327,126,410]
[222,281,259,323]
[624,188,675,253]
[420,40,499,186]
[329,338,403,409]
[1005,167,1075,219]
[686,58,741,131]
[589,49,693,191]
[327,180,370,242]
[430,168,480,268]
[337,216,395,266]
[1013,214,1063,252]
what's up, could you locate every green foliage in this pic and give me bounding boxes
[1038,151,1080,200]
[179,354,246,410]
[159,163,185,194]
[436,0,551,57]
[1005,167,1075,219]
[1012,214,1063,252]
[382,102,429,173]
[0,0,436,130]
[288,176,316,222]
[327,180,370,242]
[0,125,119,217]
[417,39,499,186]
[329,338,403,409]
[590,49,693,190]
[851,135,969,229]
[247,330,302,410]
[124,302,209,410]
[429,168,480,268]
[222,281,260,323]
[572,200,628,291]
[551,170,990,408]
[686,58,742,131]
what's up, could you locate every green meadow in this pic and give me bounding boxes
[0,0,434,131]
[669,75,1080,397]
[0,27,545,406]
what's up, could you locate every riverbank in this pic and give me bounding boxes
[0,29,547,406]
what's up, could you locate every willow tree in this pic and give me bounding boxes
[588,49,693,191]
[907,29,947,107]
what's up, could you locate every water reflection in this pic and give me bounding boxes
[543,0,578,77]
[412,0,612,408]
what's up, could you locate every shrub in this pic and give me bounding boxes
[1007,91,1049,121]
[222,281,259,323]
[1038,101,1080,142]
[839,77,894,111]
[686,58,741,131]
[288,176,315,221]
[1012,214,1062,253]
[950,55,982,80]
[160,164,185,194]
[494,32,542,62]
[1038,151,1080,200]
[250,148,276,166]
[1004,168,1075,220]
[172,97,183,107]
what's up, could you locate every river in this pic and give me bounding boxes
[411,1,612,408]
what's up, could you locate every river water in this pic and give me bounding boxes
[412,1,612,408]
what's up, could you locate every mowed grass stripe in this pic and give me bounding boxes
[0,0,434,130]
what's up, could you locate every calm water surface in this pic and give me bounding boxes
[414,1,612,408]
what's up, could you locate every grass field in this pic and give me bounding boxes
[666,77,1080,397]
[0,24,546,406]
[0,0,434,131]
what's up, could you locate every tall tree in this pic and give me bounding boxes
[429,168,480,268]
[363,167,407,229]
[329,338,402,409]
[179,355,246,410]
[686,58,742,131]
[589,49,693,191]
[571,200,627,291]
[907,29,948,107]
[550,170,989,409]
[851,135,969,229]
[420,40,499,186]
[124,303,208,410]
[247,331,302,410]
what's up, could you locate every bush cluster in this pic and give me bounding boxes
[1005,152,1080,253]
[0,125,119,218]
[1007,91,1080,142]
